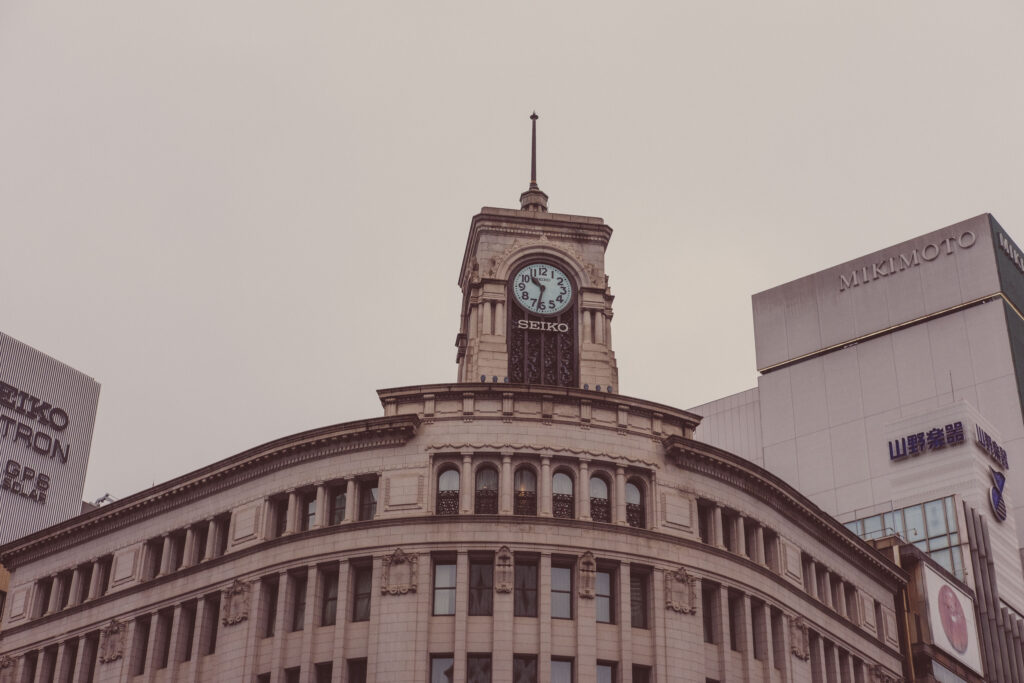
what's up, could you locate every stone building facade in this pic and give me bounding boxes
[0,126,908,683]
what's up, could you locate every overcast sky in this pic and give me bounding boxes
[2,1,1022,503]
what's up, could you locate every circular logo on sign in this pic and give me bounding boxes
[938,584,969,653]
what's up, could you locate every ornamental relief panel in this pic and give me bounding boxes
[578,551,596,599]
[788,616,809,661]
[99,619,126,663]
[382,548,418,595]
[221,578,251,626]
[665,567,696,614]
[495,546,514,593]
[0,655,14,683]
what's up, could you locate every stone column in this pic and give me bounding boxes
[70,633,91,683]
[269,571,289,683]
[495,301,505,337]
[182,528,197,569]
[286,489,298,535]
[582,310,592,346]
[736,516,747,557]
[159,534,174,576]
[453,552,469,683]
[461,454,473,514]
[299,566,318,683]
[482,300,492,336]
[595,311,606,345]
[313,482,327,529]
[204,517,217,560]
[165,604,185,682]
[46,574,61,614]
[821,569,832,610]
[330,560,350,683]
[143,614,161,682]
[579,460,591,521]
[754,525,766,566]
[538,554,552,681]
[806,562,818,601]
[67,568,83,608]
[87,559,103,601]
[615,467,627,525]
[500,453,513,515]
[186,598,207,683]
[712,505,725,549]
[540,456,552,517]
[344,480,356,523]
[52,642,72,683]
[835,579,847,619]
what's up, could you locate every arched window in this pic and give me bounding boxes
[626,480,645,528]
[552,471,574,519]
[590,475,611,523]
[514,468,537,516]
[436,468,460,516]
[475,467,499,514]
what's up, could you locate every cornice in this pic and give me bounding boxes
[0,415,420,567]
[663,435,906,587]
[426,443,659,470]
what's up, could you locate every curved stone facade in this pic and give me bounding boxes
[0,384,904,683]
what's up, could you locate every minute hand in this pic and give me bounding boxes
[530,276,546,311]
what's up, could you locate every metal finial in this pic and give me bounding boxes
[530,112,539,190]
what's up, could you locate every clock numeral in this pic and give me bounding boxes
[517,282,526,291]
[521,291,530,300]
[556,295,564,303]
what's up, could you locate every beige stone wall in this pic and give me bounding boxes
[0,386,904,683]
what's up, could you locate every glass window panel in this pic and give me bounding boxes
[845,521,861,535]
[930,549,952,574]
[596,664,614,683]
[551,660,572,683]
[950,532,959,546]
[945,497,958,530]
[952,547,965,580]
[514,469,536,493]
[513,656,537,683]
[467,655,492,683]
[891,511,905,537]
[590,476,608,499]
[431,656,454,683]
[476,468,498,490]
[925,499,947,536]
[626,482,641,505]
[551,592,572,619]
[439,469,460,491]
[469,562,493,616]
[929,535,949,550]
[863,515,883,539]
[551,567,571,592]
[904,506,925,542]
[553,473,573,495]
[913,540,928,552]
[596,571,610,595]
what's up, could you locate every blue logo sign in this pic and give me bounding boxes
[889,422,965,460]
[990,468,1008,522]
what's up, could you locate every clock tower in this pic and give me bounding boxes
[455,114,619,391]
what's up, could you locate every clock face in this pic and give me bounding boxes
[511,263,574,315]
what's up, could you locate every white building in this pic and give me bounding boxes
[692,213,1024,680]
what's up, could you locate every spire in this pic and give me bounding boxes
[530,112,539,190]
[520,111,549,212]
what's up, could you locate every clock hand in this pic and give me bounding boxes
[530,276,546,310]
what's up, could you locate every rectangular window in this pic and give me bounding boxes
[212,513,231,558]
[468,558,493,616]
[750,598,766,661]
[596,569,614,624]
[728,591,742,652]
[551,564,573,619]
[56,569,73,610]
[284,667,300,683]
[130,615,151,676]
[514,560,538,617]
[262,577,279,638]
[179,601,196,663]
[201,593,220,655]
[352,565,372,622]
[315,663,333,683]
[348,659,367,683]
[291,574,307,632]
[321,569,339,626]
[551,658,573,683]
[329,484,346,525]
[467,654,491,683]
[697,500,715,544]
[513,655,537,683]
[596,662,616,683]
[271,497,288,538]
[630,569,649,629]
[431,654,454,683]
[771,606,785,670]
[433,562,456,615]
[193,523,208,564]
[154,608,173,669]
[702,582,718,644]
[632,665,652,683]
[359,478,379,520]
[144,538,163,580]
[34,576,52,617]
[96,555,113,597]
[300,492,316,532]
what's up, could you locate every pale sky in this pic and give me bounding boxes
[2,1,1022,503]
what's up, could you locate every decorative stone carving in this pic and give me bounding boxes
[99,619,126,663]
[665,567,697,614]
[495,545,514,593]
[789,616,809,661]
[578,552,596,598]
[870,666,900,683]
[381,548,418,595]
[0,654,14,683]
[221,578,251,625]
